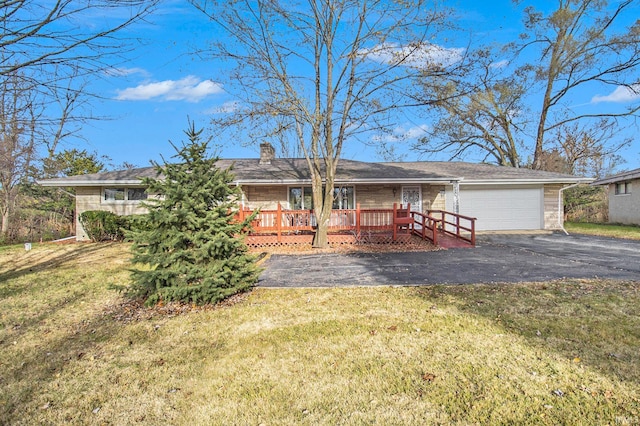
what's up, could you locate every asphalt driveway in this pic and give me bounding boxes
[257,233,640,287]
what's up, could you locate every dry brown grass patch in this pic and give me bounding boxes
[1,243,638,425]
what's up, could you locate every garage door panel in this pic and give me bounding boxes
[448,186,543,231]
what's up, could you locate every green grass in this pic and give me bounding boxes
[565,221,640,240]
[1,243,639,425]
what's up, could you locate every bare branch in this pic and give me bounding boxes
[190,0,457,247]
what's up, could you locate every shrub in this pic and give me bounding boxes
[79,210,129,242]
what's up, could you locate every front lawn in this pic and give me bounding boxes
[1,243,638,425]
[565,221,640,240]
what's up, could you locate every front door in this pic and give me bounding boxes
[402,185,422,230]
[401,185,422,212]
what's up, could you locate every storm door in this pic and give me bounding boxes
[401,185,422,230]
[401,186,422,212]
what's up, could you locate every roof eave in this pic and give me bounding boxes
[236,177,463,185]
[461,177,592,185]
[591,172,640,185]
[37,179,145,187]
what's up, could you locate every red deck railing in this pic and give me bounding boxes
[425,210,476,246]
[236,203,476,247]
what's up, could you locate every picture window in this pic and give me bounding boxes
[288,186,354,209]
[103,187,147,202]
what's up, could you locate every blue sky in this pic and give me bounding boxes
[77,0,640,172]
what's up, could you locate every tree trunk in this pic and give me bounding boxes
[533,23,566,170]
[1,207,9,239]
[312,193,333,249]
[312,220,328,248]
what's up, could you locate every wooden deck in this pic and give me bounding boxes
[238,204,476,249]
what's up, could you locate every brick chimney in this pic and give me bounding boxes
[259,142,275,165]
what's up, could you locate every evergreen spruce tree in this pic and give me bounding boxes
[129,123,259,306]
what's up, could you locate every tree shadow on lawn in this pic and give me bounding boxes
[0,295,186,424]
[409,281,640,388]
[0,243,122,298]
[1,302,123,422]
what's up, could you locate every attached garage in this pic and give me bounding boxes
[447,185,543,231]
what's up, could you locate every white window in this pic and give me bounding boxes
[103,187,148,202]
[333,186,355,209]
[615,182,631,195]
[288,187,314,209]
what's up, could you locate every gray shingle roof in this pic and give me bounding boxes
[591,168,640,185]
[38,158,589,187]
[385,161,590,183]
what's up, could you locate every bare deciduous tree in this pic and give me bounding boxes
[1,0,157,78]
[550,119,628,178]
[417,0,640,171]
[191,0,461,248]
[0,0,159,240]
[418,52,529,167]
[0,71,37,238]
[522,0,640,169]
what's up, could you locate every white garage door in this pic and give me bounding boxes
[446,185,543,231]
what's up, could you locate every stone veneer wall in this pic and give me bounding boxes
[75,182,565,239]
[348,184,446,212]
[242,184,446,213]
[242,185,288,210]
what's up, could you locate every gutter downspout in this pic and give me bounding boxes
[558,183,581,235]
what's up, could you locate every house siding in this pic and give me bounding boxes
[423,185,446,211]
[356,184,445,212]
[242,184,445,213]
[608,178,640,225]
[543,184,563,230]
[72,181,565,240]
[242,184,445,212]
[242,185,288,210]
[355,185,398,209]
[75,187,149,241]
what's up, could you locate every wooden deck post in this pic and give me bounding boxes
[355,203,361,235]
[392,203,397,241]
[433,218,438,246]
[276,203,282,243]
[471,219,476,246]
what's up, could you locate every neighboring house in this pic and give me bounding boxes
[39,143,590,241]
[592,168,640,225]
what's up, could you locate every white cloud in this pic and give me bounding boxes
[403,124,430,139]
[490,59,509,69]
[373,124,429,143]
[105,67,151,78]
[359,42,464,69]
[591,84,640,103]
[115,76,224,102]
[204,101,242,114]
